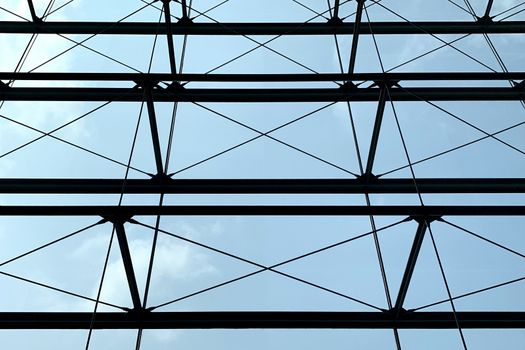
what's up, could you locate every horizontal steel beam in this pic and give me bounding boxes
[1,87,524,102]
[0,205,523,216]
[1,21,524,35]
[2,72,525,82]
[0,311,523,329]
[2,178,525,194]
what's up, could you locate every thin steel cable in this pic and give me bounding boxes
[386,33,471,72]
[346,7,401,349]
[135,3,190,348]
[448,0,474,16]
[341,0,384,21]
[0,6,144,74]
[84,99,147,350]
[170,2,327,75]
[412,274,525,311]
[27,2,154,73]
[459,0,525,110]
[378,118,525,177]
[134,217,409,311]
[440,219,525,260]
[492,1,525,19]
[192,102,359,177]
[169,102,345,177]
[293,0,330,20]
[0,220,103,268]
[84,28,160,343]
[499,6,525,20]
[369,0,497,72]
[46,0,76,18]
[0,0,55,110]
[135,219,379,310]
[139,0,353,83]
[0,270,125,310]
[365,5,467,348]
[391,86,525,157]
[0,113,151,175]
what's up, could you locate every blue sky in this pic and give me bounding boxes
[1,0,525,348]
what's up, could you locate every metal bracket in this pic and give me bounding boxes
[133,79,161,90]
[409,215,442,225]
[512,80,525,89]
[477,15,494,25]
[327,16,343,25]
[150,172,173,182]
[100,214,134,225]
[339,80,358,89]
[177,15,194,25]
[370,79,400,89]
[356,172,379,183]
[165,80,186,91]
[0,80,9,89]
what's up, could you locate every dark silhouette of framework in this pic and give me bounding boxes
[1,0,525,348]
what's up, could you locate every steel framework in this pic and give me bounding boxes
[1,0,525,348]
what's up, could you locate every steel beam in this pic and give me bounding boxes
[1,86,524,102]
[2,72,525,82]
[1,21,524,35]
[145,87,165,175]
[114,222,142,311]
[393,220,428,317]
[162,0,178,75]
[483,0,494,19]
[365,86,387,176]
[0,205,523,216]
[26,0,40,22]
[0,311,523,329]
[1,178,524,194]
[348,0,365,74]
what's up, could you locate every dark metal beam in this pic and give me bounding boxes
[162,0,178,76]
[114,222,142,311]
[145,87,165,175]
[332,0,341,21]
[26,0,40,22]
[1,178,525,194]
[3,72,525,82]
[0,205,523,216]
[483,0,494,19]
[180,0,189,20]
[365,86,387,176]
[393,220,428,317]
[348,0,365,74]
[2,86,524,102]
[0,311,523,329]
[2,21,525,35]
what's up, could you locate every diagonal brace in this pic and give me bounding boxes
[364,84,387,177]
[26,0,42,23]
[145,86,165,175]
[114,221,142,311]
[348,0,366,74]
[392,217,434,317]
[161,0,178,75]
